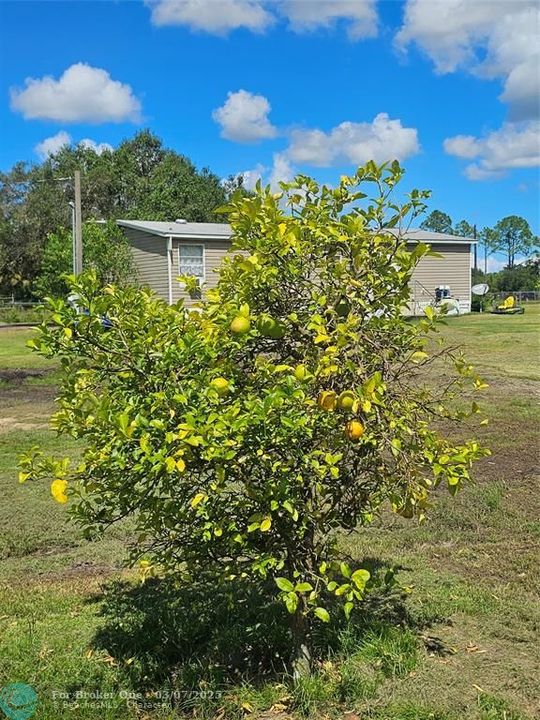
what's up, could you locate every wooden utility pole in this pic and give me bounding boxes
[473,224,478,272]
[74,170,83,275]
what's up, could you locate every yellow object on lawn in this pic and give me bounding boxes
[497,295,515,310]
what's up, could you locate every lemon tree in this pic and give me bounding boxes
[20,162,488,675]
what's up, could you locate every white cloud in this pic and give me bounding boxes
[237,153,294,192]
[442,135,481,159]
[79,138,113,155]
[213,89,277,142]
[35,132,114,160]
[35,131,72,160]
[286,112,420,167]
[10,63,141,123]
[268,152,295,189]
[444,121,540,180]
[238,163,266,191]
[148,0,379,38]
[396,0,515,73]
[396,0,539,120]
[281,0,378,39]
[500,57,539,122]
[148,0,274,33]
[487,255,512,273]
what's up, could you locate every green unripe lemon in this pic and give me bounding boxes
[335,299,351,317]
[337,390,355,410]
[230,316,251,334]
[258,316,285,339]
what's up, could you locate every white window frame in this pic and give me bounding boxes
[178,243,205,283]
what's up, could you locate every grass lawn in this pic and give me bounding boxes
[0,308,538,720]
[0,327,57,370]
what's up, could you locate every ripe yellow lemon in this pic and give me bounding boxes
[337,390,355,410]
[345,420,364,441]
[230,316,251,334]
[51,478,68,504]
[210,377,230,396]
[317,390,337,411]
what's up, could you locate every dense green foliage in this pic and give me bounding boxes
[471,260,539,309]
[420,210,453,234]
[422,208,538,286]
[472,262,539,293]
[489,216,537,269]
[21,163,488,672]
[34,221,135,299]
[0,130,241,298]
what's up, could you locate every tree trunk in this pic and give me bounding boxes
[290,602,311,679]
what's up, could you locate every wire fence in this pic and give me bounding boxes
[493,291,540,302]
[0,296,41,308]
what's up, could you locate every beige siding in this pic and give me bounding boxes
[123,228,471,315]
[171,239,232,304]
[408,242,471,314]
[124,228,169,301]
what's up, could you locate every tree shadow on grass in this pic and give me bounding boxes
[86,557,443,700]
[90,572,291,690]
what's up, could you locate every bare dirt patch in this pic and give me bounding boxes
[0,370,57,433]
[0,416,49,432]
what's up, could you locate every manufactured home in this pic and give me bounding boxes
[118,220,475,315]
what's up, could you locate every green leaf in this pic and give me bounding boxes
[117,413,130,432]
[295,582,313,593]
[362,371,381,397]
[314,607,330,623]
[351,569,370,589]
[275,577,294,593]
[285,592,299,614]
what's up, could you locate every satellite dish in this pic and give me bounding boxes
[472,283,489,296]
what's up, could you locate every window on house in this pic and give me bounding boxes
[178,244,204,281]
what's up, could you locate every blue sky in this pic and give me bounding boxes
[0,0,538,264]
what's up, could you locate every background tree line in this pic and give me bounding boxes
[0,130,243,299]
[1,130,537,300]
[420,209,539,292]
